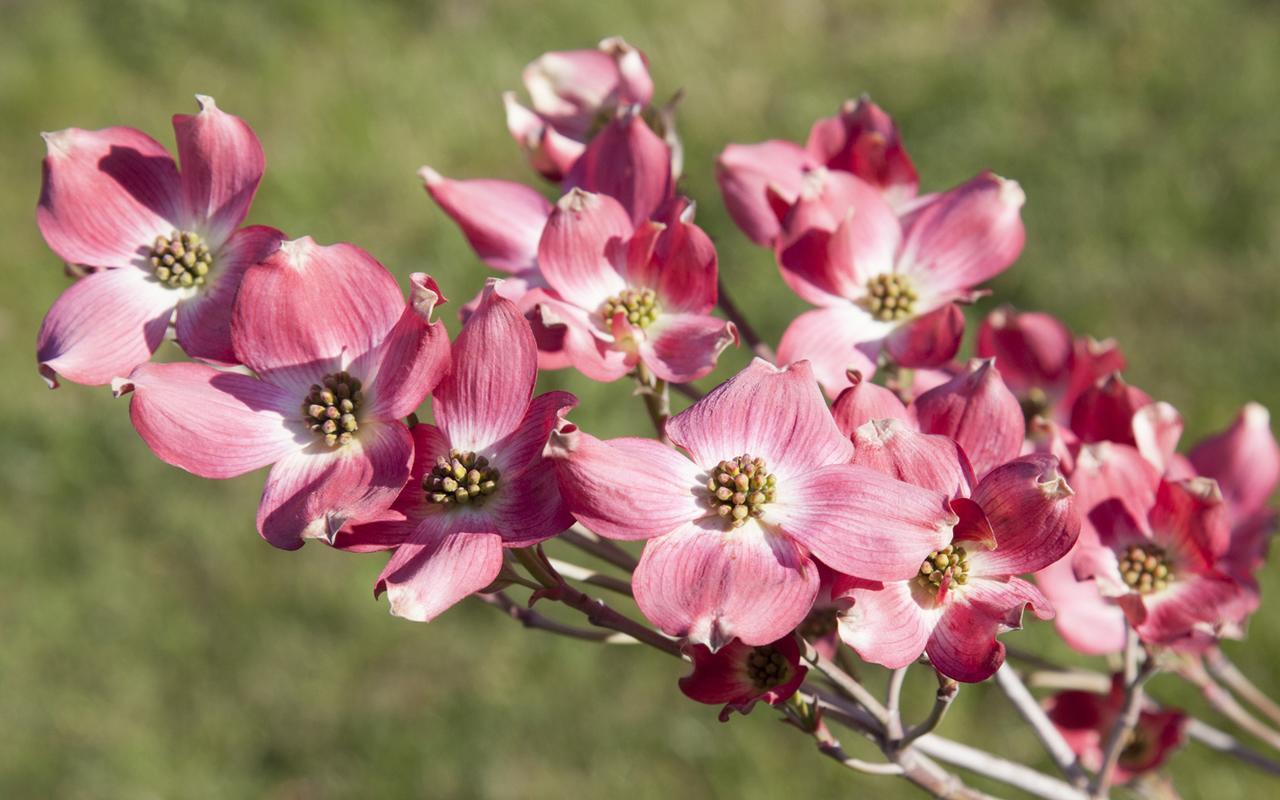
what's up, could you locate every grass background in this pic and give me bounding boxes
[2,0,1278,797]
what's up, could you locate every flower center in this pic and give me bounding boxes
[865,273,917,322]
[149,229,213,289]
[915,544,970,590]
[302,371,363,447]
[703,455,776,529]
[423,450,501,507]
[1119,544,1174,594]
[599,287,660,329]
[746,646,791,691]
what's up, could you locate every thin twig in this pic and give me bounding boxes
[1180,656,1280,752]
[994,662,1090,788]
[887,666,908,744]
[1206,647,1280,729]
[1091,630,1155,797]
[635,365,671,443]
[914,735,1089,800]
[716,278,774,361]
[1186,718,1280,777]
[546,557,633,597]
[476,591,631,644]
[671,382,704,401]
[903,679,959,747]
[561,526,639,572]
[804,644,888,724]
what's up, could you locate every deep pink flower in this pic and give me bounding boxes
[504,37,654,182]
[717,96,918,247]
[564,108,674,227]
[113,238,449,550]
[338,286,577,622]
[1074,478,1247,647]
[1046,676,1187,783]
[525,189,736,383]
[679,635,808,722]
[772,169,1025,392]
[549,359,957,649]
[837,436,1078,682]
[1069,373,1154,447]
[36,95,281,387]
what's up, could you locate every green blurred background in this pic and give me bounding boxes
[3,0,1278,797]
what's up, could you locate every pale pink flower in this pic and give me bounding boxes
[113,238,449,549]
[337,285,577,622]
[549,359,956,649]
[679,635,808,722]
[36,95,281,387]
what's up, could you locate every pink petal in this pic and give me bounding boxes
[487,460,575,547]
[257,421,413,550]
[716,140,816,246]
[830,370,909,435]
[1062,338,1127,416]
[1132,401,1185,473]
[1069,373,1152,446]
[772,463,956,580]
[419,168,551,273]
[666,358,854,477]
[911,358,1024,478]
[1189,403,1280,524]
[171,95,264,247]
[638,312,737,384]
[118,361,298,478]
[884,303,966,368]
[632,197,719,314]
[353,273,451,421]
[806,97,919,208]
[1132,574,1246,646]
[377,530,504,622]
[968,455,1080,576]
[526,290,631,382]
[230,237,407,392]
[850,419,974,497]
[491,390,578,476]
[600,36,655,106]
[1035,555,1127,656]
[976,307,1074,395]
[523,47,624,123]
[1149,478,1230,566]
[547,428,704,540]
[37,126,183,268]
[679,636,807,715]
[564,111,672,227]
[536,190,631,310]
[776,306,888,399]
[36,265,174,387]
[928,576,1050,682]
[898,172,1026,296]
[174,225,284,364]
[633,517,819,648]
[1072,442,1161,543]
[838,578,937,669]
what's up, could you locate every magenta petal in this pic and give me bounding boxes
[257,421,413,550]
[420,168,551,273]
[928,577,1050,682]
[37,266,174,387]
[175,225,283,364]
[1069,373,1152,446]
[776,305,887,399]
[488,462,574,547]
[884,303,965,369]
[774,463,956,580]
[830,370,909,435]
[37,126,183,268]
[231,237,406,390]
[806,97,919,207]
[172,95,265,247]
[527,290,631,382]
[639,312,737,383]
[635,198,719,314]
[565,112,672,227]
[838,579,936,669]
[377,529,504,622]
[633,518,819,648]
[912,358,1024,478]
[716,140,815,246]
[968,455,1080,576]
[851,419,975,498]
[1035,555,1127,656]
[536,190,631,309]
[1134,574,1246,645]
[548,428,704,540]
[679,636,807,715]
[666,359,853,477]
[491,390,578,476]
[1190,403,1280,524]
[120,362,298,477]
[1150,478,1230,565]
[356,273,451,421]
[976,307,1074,395]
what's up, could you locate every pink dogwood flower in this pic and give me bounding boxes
[525,189,736,383]
[679,635,808,722]
[113,238,449,549]
[1046,675,1187,783]
[772,168,1026,393]
[338,285,577,622]
[504,37,654,182]
[549,359,957,649]
[717,96,919,247]
[36,95,281,387]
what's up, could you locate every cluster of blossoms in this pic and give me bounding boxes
[34,38,1280,797]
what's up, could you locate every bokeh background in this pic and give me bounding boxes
[3,0,1278,797]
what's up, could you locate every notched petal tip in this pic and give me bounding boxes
[38,362,60,390]
[193,93,218,112]
[409,272,447,321]
[40,128,75,157]
[417,165,444,186]
[1243,402,1272,428]
[1183,476,1224,505]
[277,235,320,265]
[557,186,598,211]
[109,375,135,398]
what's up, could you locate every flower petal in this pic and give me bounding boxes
[420,168,551,273]
[487,462,575,547]
[633,517,819,649]
[850,419,975,498]
[838,578,937,669]
[679,636,807,715]
[830,370,909,435]
[172,95,265,246]
[911,358,1024,478]
[968,455,1080,576]
[564,111,672,227]
[37,126,183,268]
[883,303,966,369]
[1035,555,1127,656]
[36,265,174,388]
[638,312,737,383]
[536,190,631,310]
[377,529,504,623]
[928,576,1050,682]
[776,305,889,399]
[354,273,451,421]
[633,197,719,314]
[526,290,631,382]
[1133,574,1246,646]
[491,390,579,476]
[805,97,919,208]
[1189,403,1280,525]
[716,140,816,246]
[976,307,1074,396]
[1069,373,1152,446]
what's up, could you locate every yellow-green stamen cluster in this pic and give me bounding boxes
[423,450,500,507]
[149,229,212,288]
[1119,544,1173,594]
[705,455,776,529]
[303,371,362,447]
[866,273,918,321]
[599,287,659,329]
[916,544,970,590]
[746,646,791,691]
